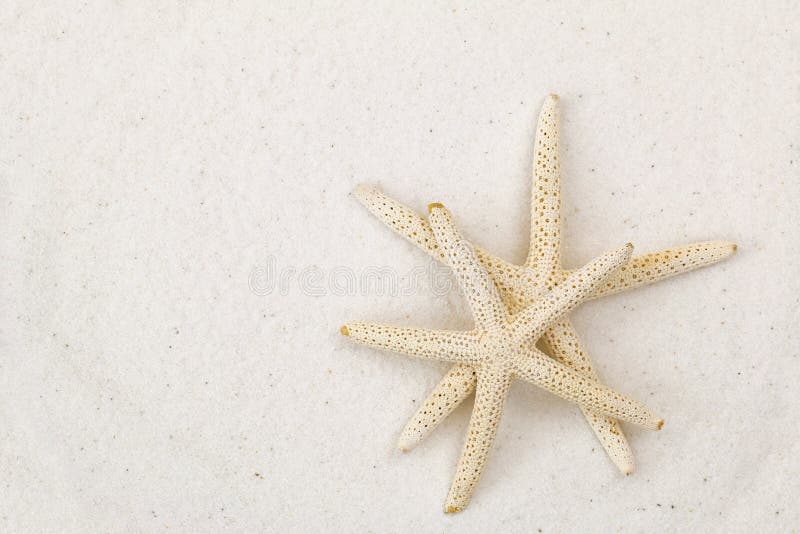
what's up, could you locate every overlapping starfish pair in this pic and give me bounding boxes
[340,95,735,512]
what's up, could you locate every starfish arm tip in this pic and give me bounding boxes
[657,419,664,430]
[397,435,418,452]
[713,241,737,260]
[713,241,738,258]
[427,202,445,213]
[339,325,350,336]
[549,93,559,100]
[444,505,463,514]
[626,242,634,251]
[353,183,376,202]
[615,454,635,476]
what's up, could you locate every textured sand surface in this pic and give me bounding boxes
[1,2,798,532]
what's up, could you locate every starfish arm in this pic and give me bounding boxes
[542,319,635,475]
[511,243,633,344]
[397,364,477,452]
[341,322,480,364]
[587,241,737,299]
[354,184,446,262]
[354,185,523,299]
[526,94,562,275]
[444,366,512,513]
[512,347,663,430]
[428,204,508,329]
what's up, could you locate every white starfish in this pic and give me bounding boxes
[354,95,736,474]
[342,203,663,512]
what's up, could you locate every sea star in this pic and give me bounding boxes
[354,95,736,474]
[341,203,664,512]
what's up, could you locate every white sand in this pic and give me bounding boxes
[2,2,798,531]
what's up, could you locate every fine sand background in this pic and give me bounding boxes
[2,2,798,532]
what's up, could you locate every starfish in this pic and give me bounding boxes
[353,94,736,474]
[341,203,664,512]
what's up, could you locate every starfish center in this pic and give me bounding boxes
[479,332,518,367]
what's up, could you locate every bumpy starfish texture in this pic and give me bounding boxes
[342,204,663,512]
[354,95,736,475]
